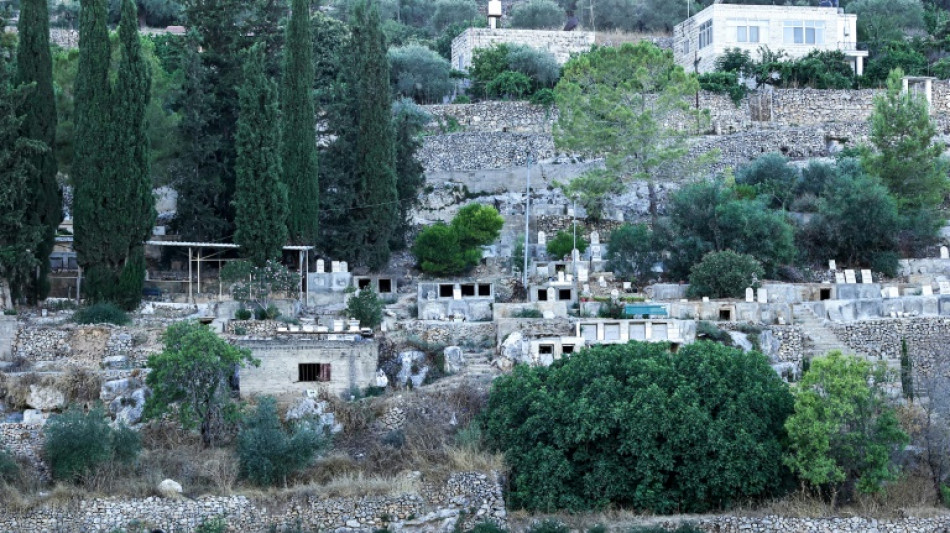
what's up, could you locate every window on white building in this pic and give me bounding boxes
[783,20,825,45]
[737,25,760,43]
[699,20,713,49]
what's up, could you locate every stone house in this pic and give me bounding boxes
[673,3,867,75]
[451,28,595,72]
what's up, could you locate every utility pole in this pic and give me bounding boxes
[522,155,532,287]
[589,0,595,32]
[571,197,578,276]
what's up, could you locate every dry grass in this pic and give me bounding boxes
[56,367,102,404]
[254,472,422,503]
[0,372,53,410]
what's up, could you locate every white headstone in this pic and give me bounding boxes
[582,283,591,295]
[590,245,603,261]
[558,271,565,283]
[861,269,873,284]
[453,287,462,300]
[598,276,607,288]
[887,286,900,298]
[333,320,344,332]
[610,289,620,301]
[538,231,547,246]
[623,282,632,291]
[922,285,934,296]
[757,288,768,304]
[702,297,710,303]
[566,274,574,283]
[340,261,348,273]
[942,246,949,259]
[745,287,754,303]
[939,281,950,294]
[578,268,589,283]
[590,231,600,245]
[835,272,846,284]
[844,269,857,284]
[546,287,556,301]
[316,259,325,273]
[331,261,341,273]
[828,259,837,271]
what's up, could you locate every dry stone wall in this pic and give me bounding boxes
[0,471,505,533]
[831,318,950,375]
[425,102,555,134]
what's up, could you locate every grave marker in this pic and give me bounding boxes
[922,285,934,296]
[844,269,857,284]
[745,287,754,303]
[316,259,325,273]
[835,272,846,284]
[942,246,949,259]
[757,288,768,304]
[861,269,873,284]
[828,259,836,271]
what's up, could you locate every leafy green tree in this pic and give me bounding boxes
[558,170,623,221]
[144,321,259,447]
[430,0,477,33]
[0,447,18,484]
[412,223,472,275]
[865,69,949,210]
[234,43,288,266]
[312,11,349,107]
[44,404,141,483]
[108,0,183,26]
[555,43,711,217]
[507,45,561,88]
[863,42,927,85]
[687,250,764,299]
[545,230,587,259]
[238,396,326,486]
[391,98,428,249]
[847,0,925,44]
[785,351,908,504]
[451,203,504,250]
[487,71,532,100]
[220,259,299,310]
[736,153,801,210]
[346,286,384,328]
[605,224,659,286]
[388,44,454,104]
[471,44,561,99]
[281,0,320,246]
[0,38,45,305]
[15,0,61,303]
[510,0,563,29]
[481,341,794,512]
[74,0,156,310]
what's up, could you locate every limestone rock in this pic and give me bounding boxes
[443,346,464,373]
[100,378,131,402]
[26,385,65,411]
[284,397,326,422]
[157,479,183,498]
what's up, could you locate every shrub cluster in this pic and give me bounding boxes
[470,43,560,102]
[44,404,141,483]
[73,303,131,325]
[412,204,503,275]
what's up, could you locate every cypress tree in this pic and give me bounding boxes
[391,98,427,250]
[349,0,398,269]
[234,43,288,266]
[281,0,320,245]
[15,0,62,302]
[74,0,155,310]
[0,30,45,306]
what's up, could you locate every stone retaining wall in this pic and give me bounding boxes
[0,422,43,472]
[688,515,950,532]
[397,321,497,350]
[0,471,505,533]
[418,132,555,172]
[831,318,950,374]
[425,102,556,134]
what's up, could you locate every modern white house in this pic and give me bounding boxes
[673,3,868,75]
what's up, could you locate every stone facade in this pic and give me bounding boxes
[451,28,595,71]
[0,471,506,533]
[237,338,379,398]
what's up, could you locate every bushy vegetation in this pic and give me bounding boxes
[470,43,561,101]
[412,204,503,275]
[687,251,764,299]
[237,397,327,486]
[605,224,660,286]
[544,230,587,259]
[73,303,131,325]
[346,287,384,329]
[388,44,454,104]
[44,404,141,483]
[480,341,794,512]
[509,0,563,29]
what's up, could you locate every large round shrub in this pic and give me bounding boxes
[480,341,793,512]
[509,0,563,29]
[687,250,764,299]
[388,44,454,104]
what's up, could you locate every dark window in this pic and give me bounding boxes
[719,309,732,321]
[820,288,832,301]
[537,289,548,301]
[562,345,575,354]
[439,284,453,298]
[558,289,572,301]
[358,278,371,290]
[539,344,554,355]
[378,279,393,293]
[478,284,492,296]
[299,363,331,382]
[461,284,476,297]
[555,264,566,273]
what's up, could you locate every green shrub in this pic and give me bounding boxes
[687,251,764,299]
[530,88,556,106]
[44,404,141,483]
[941,484,950,508]
[0,447,19,483]
[388,44,454,104]
[605,224,659,286]
[511,308,543,319]
[468,522,508,533]
[194,517,228,533]
[412,224,472,275]
[346,287,384,329]
[2,308,16,316]
[487,71,532,100]
[509,0,562,29]
[454,94,471,104]
[545,230,587,260]
[452,203,504,249]
[480,341,793,512]
[525,520,569,533]
[238,397,326,486]
[73,303,131,325]
[506,44,560,88]
[235,307,252,320]
[696,321,733,346]
[698,71,747,106]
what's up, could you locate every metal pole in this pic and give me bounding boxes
[572,198,577,274]
[197,248,201,295]
[522,155,531,287]
[188,247,193,303]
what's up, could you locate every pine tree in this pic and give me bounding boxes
[281,0,320,245]
[15,0,62,302]
[0,30,45,305]
[348,0,398,269]
[390,98,427,250]
[234,43,288,267]
[74,0,155,310]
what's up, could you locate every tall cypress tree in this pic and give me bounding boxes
[234,43,288,267]
[349,0,398,269]
[74,0,154,310]
[281,0,320,245]
[15,0,61,303]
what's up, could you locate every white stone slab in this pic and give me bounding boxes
[745,287,754,303]
[757,288,768,304]
[316,259,325,273]
[939,281,950,294]
[844,270,857,284]
[835,272,846,284]
[922,285,934,296]
[942,246,949,259]
[861,269,873,284]
[828,259,837,271]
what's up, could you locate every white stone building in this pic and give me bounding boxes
[673,3,867,75]
[451,28,595,72]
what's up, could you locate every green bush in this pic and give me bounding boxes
[44,404,141,483]
[194,517,228,533]
[525,520,569,533]
[454,94,471,104]
[0,447,19,483]
[736,152,800,210]
[545,230,587,259]
[73,303,131,325]
[697,321,733,346]
[451,203,504,249]
[480,341,793,512]
[413,223,472,275]
[430,0,477,32]
[605,224,659,286]
[941,484,950,508]
[238,397,326,486]
[487,71,532,100]
[511,308,543,319]
[346,287,384,329]
[687,251,764,299]
[509,0,563,29]
[698,71,747,106]
[235,307,252,320]
[506,44,560,88]
[388,44,454,104]
[530,88,556,106]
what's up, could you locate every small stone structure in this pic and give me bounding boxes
[416,282,495,322]
[237,337,379,398]
[451,28,595,71]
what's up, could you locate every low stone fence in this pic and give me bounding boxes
[0,471,505,533]
[832,318,950,375]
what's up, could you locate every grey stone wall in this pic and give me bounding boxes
[451,28,595,70]
[425,102,556,134]
[0,471,505,533]
[831,318,950,374]
[418,132,555,172]
[0,422,43,472]
[397,321,497,350]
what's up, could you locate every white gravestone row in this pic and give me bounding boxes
[828,259,837,271]
[835,272,846,284]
